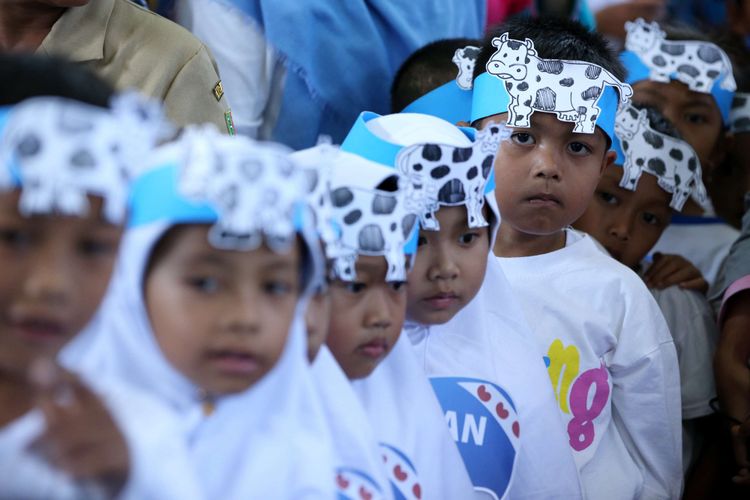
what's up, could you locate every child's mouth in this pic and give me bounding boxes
[424,292,459,310]
[357,338,388,359]
[207,350,261,376]
[9,316,67,344]
[526,193,561,207]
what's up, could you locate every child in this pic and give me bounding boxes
[470,16,682,498]
[0,95,199,498]
[573,102,719,475]
[391,38,480,123]
[69,126,336,498]
[621,18,740,284]
[292,143,392,499]
[343,110,583,499]
[327,126,477,499]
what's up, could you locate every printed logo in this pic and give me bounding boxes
[336,467,383,500]
[430,377,520,500]
[546,340,611,452]
[379,443,422,500]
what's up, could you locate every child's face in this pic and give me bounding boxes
[326,256,406,379]
[479,112,612,236]
[0,191,122,376]
[406,206,489,325]
[573,164,672,268]
[144,225,301,396]
[632,80,725,172]
[305,288,331,362]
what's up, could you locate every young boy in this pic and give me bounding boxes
[573,102,719,476]
[340,110,582,499]
[471,16,682,498]
[70,126,337,498]
[328,125,477,499]
[621,18,740,284]
[0,95,199,498]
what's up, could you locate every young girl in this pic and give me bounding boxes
[68,125,336,498]
[0,95,198,499]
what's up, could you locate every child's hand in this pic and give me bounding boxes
[29,358,130,497]
[731,417,750,485]
[644,253,708,293]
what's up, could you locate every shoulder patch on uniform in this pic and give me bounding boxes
[213,81,225,102]
[224,109,235,135]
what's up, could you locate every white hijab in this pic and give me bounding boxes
[65,129,336,499]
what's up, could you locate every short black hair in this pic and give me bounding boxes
[0,53,114,107]
[391,38,480,113]
[473,15,624,81]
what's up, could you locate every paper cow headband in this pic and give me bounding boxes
[402,44,479,124]
[395,122,509,230]
[730,93,750,134]
[613,103,707,211]
[129,125,309,253]
[472,33,632,139]
[0,93,169,224]
[621,18,736,124]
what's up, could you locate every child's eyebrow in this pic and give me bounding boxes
[185,252,230,268]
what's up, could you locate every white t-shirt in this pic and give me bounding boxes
[352,334,478,500]
[407,255,582,500]
[311,347,391,499]
[650,219,739,286]
[0,380,200,500]
[497,229,683,500]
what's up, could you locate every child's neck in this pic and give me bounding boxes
[493,223,566,257]
[0,372,34,427]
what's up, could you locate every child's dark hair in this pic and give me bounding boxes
[0,53,114,107]
[632,103,684,140]
[473,16,624,81]
[391,38,480,113]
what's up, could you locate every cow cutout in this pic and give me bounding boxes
[730,92,750,134]
[395,123,509,231]
[0,95,162,224]
[624,18,736,93]
[486,33,632,134]
[453,45,481,91]
[614,103,707,211]
[178,129,305,252]
[327,180,418,283]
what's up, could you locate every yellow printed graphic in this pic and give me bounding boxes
[547,339,580,414]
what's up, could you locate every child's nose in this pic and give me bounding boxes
[363,288,393,330]
[222,292,262,334]
[532,148,561,180]
[428,249,459,281]
[23,247,72,305]
[609,218,632,241]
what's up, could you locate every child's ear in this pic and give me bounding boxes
[602,150,617,175]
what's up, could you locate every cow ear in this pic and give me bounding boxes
[492,37,502,47]
[624,20,633,31]
[638,109,648,120]
[525,38,536,56]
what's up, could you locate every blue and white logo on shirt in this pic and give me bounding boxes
[336,466,383,500]
[379,443,423,500]
[430,377,520,500]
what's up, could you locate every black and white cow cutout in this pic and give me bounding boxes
[453,45,481,91]
[0,97,145,224]
[615,103,707,211]
[327,179,418,283]
[486,32,632,134]
[178,129,306,252]
[730,92,750,134]
[395,123,509,231]
[624,18,736,93]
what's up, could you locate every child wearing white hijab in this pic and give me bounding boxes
[326,115,477,499]
[341,111,582,500]
[66,126,336,499]
[0,95,199,499]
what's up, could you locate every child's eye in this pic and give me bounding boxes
[345,282,366,294]
[511,132,534,145]
[685,113,708,125]
[187,276,220,294]
[458,232,480,245]
[642,212,662,227]
[0,227,31,249]
[597,191,618,205]
[417,235,428,247]
[568,142,592,155]
[78,238,117,257]
[388,281,407,292]
[264,280,293,296]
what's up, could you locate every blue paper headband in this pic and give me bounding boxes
[620,50,734,125]
[471,72,621,142]
[402,80,473,125]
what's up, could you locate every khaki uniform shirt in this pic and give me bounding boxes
[37,0,234,133]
